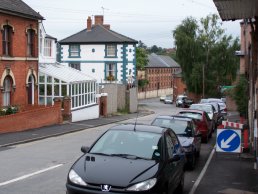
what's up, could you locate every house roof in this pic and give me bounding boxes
[59,24,138,44]
[39,63,96,84]
[46,34,57,40]
[0,0,43,20]
[146,53,181,68]
[213,0,258,21]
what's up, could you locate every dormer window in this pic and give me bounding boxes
[27,29,35,57]
[2,25,12,56]
[105,44,117,58]
[69,45,80,58]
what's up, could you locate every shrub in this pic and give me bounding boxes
[0,105,19,116]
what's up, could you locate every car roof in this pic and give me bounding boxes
[109,123,167,134]
[154,115,193,122]
[191,103,212,107]
[177,95,187,97]
[178,109,205,114]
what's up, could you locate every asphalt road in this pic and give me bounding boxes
[0,98,216,194]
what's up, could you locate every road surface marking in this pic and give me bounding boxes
[189,146,215,194]
[0,164,63,187]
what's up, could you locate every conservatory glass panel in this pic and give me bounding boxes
[54,85,60,96]
[61,85,67,96]
[54,78,59,83]
[39,97,44,105]
[47,76,52,83]
[47,85,52,95]
[47,97,52,105]
[39,84,45,95]
[39,73,45,83]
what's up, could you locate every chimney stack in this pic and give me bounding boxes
[94,15,104,25]
[87,16,92,31]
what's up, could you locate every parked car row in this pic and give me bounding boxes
[151,115,202,169]
[66,97,227,194]
[175,95,194,108]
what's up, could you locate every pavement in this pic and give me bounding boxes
[0,109,257,194]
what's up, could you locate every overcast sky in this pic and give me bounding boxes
[23,0,241,48]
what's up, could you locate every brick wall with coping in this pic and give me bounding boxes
[0,98,63,134]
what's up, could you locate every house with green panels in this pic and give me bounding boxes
[58,15,138,85]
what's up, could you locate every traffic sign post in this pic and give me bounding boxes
[216,129,242,153]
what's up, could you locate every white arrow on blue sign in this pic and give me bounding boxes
[216,129,241,153]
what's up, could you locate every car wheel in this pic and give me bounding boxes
[189,153,196,170]
[196,150,200,157]
[209,131,212,138]
[202,135,208,143]
[175,173,184,194]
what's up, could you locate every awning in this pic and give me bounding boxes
[213,0,258,21]
[39,63,96,84]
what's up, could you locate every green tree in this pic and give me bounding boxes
[173,17,201,92]
[136,47,148,70]
[232,75,248,118]
[173,14,240,97]
[198,14,224,97]
[136,47,149,89]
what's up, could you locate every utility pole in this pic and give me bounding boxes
[203,47,210,98]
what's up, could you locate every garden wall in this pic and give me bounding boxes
[0,99,63,134]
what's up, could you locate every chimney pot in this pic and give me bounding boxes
[87,16,92,31]
[95,15,104,25]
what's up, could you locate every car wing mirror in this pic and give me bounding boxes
[81,146,90,153]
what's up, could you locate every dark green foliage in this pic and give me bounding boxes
[138,79,149,88]
[173,14,240,97]
[136,47,149,71]
[0,105,19,116]
[232,75,248,118]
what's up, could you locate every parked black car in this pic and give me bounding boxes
[151,116,202,169]
[66,124,185,194]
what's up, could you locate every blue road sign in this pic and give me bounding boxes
[216,129,241,153]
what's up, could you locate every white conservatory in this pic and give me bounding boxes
[39,63,99,122]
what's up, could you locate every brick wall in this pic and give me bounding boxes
[0,13,39,57]
[145,68,173,91]
[0,100,63,134]
[0,13,39,107]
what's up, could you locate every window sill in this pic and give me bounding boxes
[104,56,118,58]
[68,56,81,58]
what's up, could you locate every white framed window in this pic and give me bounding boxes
[44,39,52,57]
[38,73,97,110]
[69,63,81,71]
[105,63,116,81]
[106,44,116,57]
[69,45,80,57]
[3,76,12,106]
[2,25,12,56]
[27,29,35,57]
[39,30,43,54]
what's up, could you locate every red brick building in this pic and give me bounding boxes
[145,53,180,91]
[0,0,43,108]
